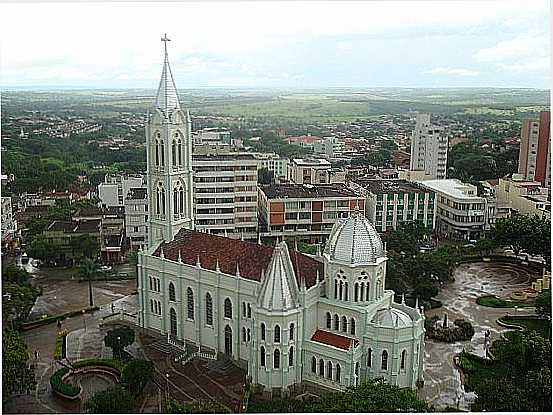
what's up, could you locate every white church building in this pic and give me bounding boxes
[137,37,425,395]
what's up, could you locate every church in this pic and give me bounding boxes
[137,37,425,395]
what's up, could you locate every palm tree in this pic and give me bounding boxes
[79,259,99,307]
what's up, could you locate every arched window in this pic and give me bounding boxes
[355,362,360,376]
[367,348,372,367]
[247,304,251,318]
[381,350,388,370]
[177,139,182,166]
[341,316,347,333]
[179,188,184,216]
[336,364,341,383]
[334,280,338,299]
[173,188,179,214]
[169,307,177,336]
[376,280,381,298]
[274,325,281,343]
[150,299,154,312]
[242,327,247,343]
[149,276,152,291]
[247,329,251,342]
[205,293,213,325]
[274,349,280,369]
[339,280,343,300]
[319,359,325,377]
[224,325,232,355]
[326,312,331,329]
[334,314,339,330]
[156,187,161,214]
[289,346,294,367]
[172,140,177,167]
[350,318,356,335]
[366,282,370,301]
[344,282,348,301]
[360,282,365,302]
[187,288,194,320]
[224,298,232,318]
[242,302,246,317]
[160,139,165,166]
[260,346,266,367]
[289,323,295,341]
[354,283,359,302]
[168,282,176,301]
[401,350,407,370]
[327,361,333,379]
[261,323,266,341]
[155,139,160,166]
[311,356,317,373]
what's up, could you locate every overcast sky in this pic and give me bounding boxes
[0,1,550,89]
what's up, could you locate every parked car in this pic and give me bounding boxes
[100,265,112,272]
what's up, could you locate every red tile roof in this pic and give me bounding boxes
[152,229,323,288]
[287,135,321,144]
[311,329,359,350]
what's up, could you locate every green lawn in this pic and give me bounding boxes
[476,295,535,308]
[499,316,551,339]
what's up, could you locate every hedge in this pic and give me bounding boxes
[53,330,67,360]
[72,358,123,372]
[50,367,80,398]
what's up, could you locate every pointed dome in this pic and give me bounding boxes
[371,307,413,328]
[257,242,300,312]
[153,37,181,117]
[324,209,385,265]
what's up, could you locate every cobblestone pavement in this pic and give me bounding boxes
[421,261,540,410]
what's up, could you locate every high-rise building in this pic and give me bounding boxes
[518,111,551,188]
[98,174,143,208]
[125,187,149,250]
[409,113,448,180]
[146,37,194,245]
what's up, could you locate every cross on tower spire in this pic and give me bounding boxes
[161,33,171,57]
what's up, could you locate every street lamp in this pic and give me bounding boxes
[117,336,121,359]
[82,309,87,332]
[165,373,170,402]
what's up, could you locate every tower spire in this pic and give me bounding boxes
[154,33,180,116]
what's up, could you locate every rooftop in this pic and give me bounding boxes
[417,179,482,200]
[152,229,322,288]
[192,154,257,162]
[354,179,427,195]
[291,158,331,166]
[311,329,359,350]
[126,187,147,200]
[47,221,76,233]
[260,183,359,199]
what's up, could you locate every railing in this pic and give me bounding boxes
[101,310,138,326]
[174,349,217,365]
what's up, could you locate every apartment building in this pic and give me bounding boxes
[496,175,550,219]
[252,152,289,181]
[192,127,232,145]
[409,113,449,179]
[124,187,149,250]
[288,158,332,184]
[349,179,437,233]
[98,174,144,208]
[417,179,488,240]
[193,154,258,240]
[258,183,364,243]
[518,111,551,187]
[313,136,345,159]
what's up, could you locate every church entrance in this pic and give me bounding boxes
[224,325,232,355]
[170,307,177,337]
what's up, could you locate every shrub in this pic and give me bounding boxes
[50,368,80,397]
[84,385,134,413]
[121,359,153,396]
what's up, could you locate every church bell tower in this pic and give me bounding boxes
[146,34,194,246]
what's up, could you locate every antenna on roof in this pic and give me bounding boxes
[177,249,182,263]
[236,262,241,277]
[196,254,201,268]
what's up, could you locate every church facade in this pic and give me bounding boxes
[137,38,425,394]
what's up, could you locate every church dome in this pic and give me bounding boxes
[372,308,413,328]
[324,209,385,265]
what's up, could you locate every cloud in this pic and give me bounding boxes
[474,32,549,72]
[424,67,480,76]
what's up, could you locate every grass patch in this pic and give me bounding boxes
[476,295,534,308]
[499,316,551,339]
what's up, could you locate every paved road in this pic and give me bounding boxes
[421,261,540,410]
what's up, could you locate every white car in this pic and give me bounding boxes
[100,265,112,272]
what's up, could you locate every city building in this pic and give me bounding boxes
[409,113,449,180]
[417,179,488,240]
[286,134,321,150]
[288,158,332,185]
[193,154,258,240]
[42,219,102,263]
[258,184,364,243]
[313,137,345,159]
[125,187,149,251]
[252,153,289,182]
[349,179,436,233]
[98,174,144,208]
[193,127,232,146]
[496,175,550,219]
[518,111,551,188]
[1,197,17,249]
[137,40,424,395]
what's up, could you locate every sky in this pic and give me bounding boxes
[0,0,550,89]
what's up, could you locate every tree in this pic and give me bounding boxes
[490,214,550,258]
[492,330,551,373]
[166,398,229,414]
[385,220,429,256]
[535,290,551,318]
[121,359,154,396]
[78,259,99,307]
[413,282,438,301]
[27,236,57,263]
[474,238,497,257]
[257,168,274,185]
[71,234,99,260]
[104,327,135,360]
[84,385,134,413]
[2,330,36,401]
[2,265,30,285]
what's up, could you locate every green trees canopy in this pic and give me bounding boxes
[535,290,551,318]
[2,330,36,401]
[84,385,134,413]
[71,234,99,260]
[121,359,154,397]
[104,327,135,360]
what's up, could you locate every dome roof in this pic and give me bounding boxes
[371,308,413,328]
[324,209,385,265]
